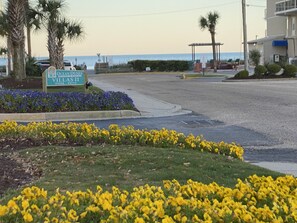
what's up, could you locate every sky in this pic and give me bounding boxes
[27,0,267,57]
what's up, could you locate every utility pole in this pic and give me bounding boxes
[242,0,248,71]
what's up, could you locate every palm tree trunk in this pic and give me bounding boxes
[48,22,58,67]
[26,26,31,57]
[56,40,64,69]
[211,32,217,73]
[25,0,31,57]
[7,36,13,75]
[8,0,26,80]
[13,42,25,80]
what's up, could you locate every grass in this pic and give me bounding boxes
[15,144,283,193]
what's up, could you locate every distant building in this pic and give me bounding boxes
[248,0,297,65]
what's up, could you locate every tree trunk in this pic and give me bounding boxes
[26,26,31,57]
[56,40,64,69]
[47,21,60,68]
[25,0,31,57]
[211,32,217,73]
[8,0,26,80]
[13,42,25,80]
[7,36,13,75]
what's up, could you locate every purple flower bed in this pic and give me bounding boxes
[0,90,137,113]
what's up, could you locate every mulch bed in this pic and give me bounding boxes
[0,78,43,197]
[0,139,44,196]
[0,139,92,196]
[0,77,42,89]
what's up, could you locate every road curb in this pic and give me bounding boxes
[222,77,297,82]
[0,110,141,122]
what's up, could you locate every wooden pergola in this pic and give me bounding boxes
[188,42,224,62]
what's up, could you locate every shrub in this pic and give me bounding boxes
[249,49,261,66]
[254,65,267,77]
[266,63,281,75]
[26,57,42,77]
[128,60,189,72]
[234,70,249,79]
[283,64,297,77]
[0,90,137,113]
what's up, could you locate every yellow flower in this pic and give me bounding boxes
[67,209,78,221]
[134,217,145,223]
[22,200,30,210]
[23,212,33,222]
[80,211,88,218]
[0,205,8,217]
[162,216,175,223]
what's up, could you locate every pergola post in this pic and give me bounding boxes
[188,42,224,68]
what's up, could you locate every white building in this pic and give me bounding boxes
[248,0,297,64]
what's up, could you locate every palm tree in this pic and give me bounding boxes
[199,11,220,72]
[25,1,42,58]
[7,0,27,80]
[56,19,83,69]
[0,11,12,75]
[37,0,65,67]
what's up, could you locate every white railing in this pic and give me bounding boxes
[276,0,297,13]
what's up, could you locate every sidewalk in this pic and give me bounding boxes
[89,78,192,118]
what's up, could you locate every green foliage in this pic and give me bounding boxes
[26,57,42,77]
[254,65,267,77]
[283,64,297,77]
[249,49,261,66]
[234,70,249,79]
[128,60,190,72]
[267,63,281,75]
[17,144,282,193]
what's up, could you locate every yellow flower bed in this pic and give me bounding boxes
[0,175,296,222]
[0,121,244,159]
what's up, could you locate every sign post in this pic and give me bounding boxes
[42,66,87,93]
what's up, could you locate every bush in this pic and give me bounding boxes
[254,65,267,77]
[0,90,137,113]
[283,64,297,77]
[234,70,249,79]
[266,63,281,75]
[249,49,261,66]
[26,56,42,77]
[128,60,189,72]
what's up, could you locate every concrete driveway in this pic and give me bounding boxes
[89,73,297,176]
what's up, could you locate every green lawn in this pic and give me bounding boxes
[16,145,282,193]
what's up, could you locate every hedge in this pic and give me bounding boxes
[128,60,190,72]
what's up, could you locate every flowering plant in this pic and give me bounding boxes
[0,121,244,159]
[0,175,296,222]
[0,90,136,113]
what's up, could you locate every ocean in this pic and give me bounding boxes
[63,52,244,70]
[0,52,244,70]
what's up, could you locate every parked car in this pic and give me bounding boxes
[35,60,75,71]
[64,60,76,70]
[35,60,50,72]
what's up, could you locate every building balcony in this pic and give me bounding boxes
[276,0,297,15]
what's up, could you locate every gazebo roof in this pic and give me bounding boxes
[188,43,224,47]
